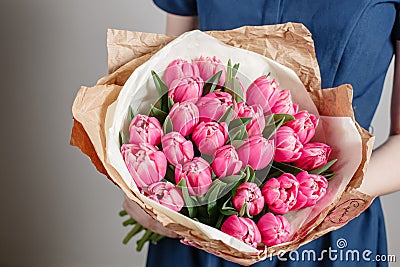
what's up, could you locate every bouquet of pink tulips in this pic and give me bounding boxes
[119,55,336,250]
[71,27,373,265]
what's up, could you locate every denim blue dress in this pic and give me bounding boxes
[148,1,399,266]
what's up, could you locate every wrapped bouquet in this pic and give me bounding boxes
[71,23,375,265]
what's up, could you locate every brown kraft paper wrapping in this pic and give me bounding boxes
[70,23,374,265]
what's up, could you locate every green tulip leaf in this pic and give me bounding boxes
[128,106,135,122]
[238,202,248,217]
[321,169,335,180]
[220,197,238,216]
[273,162,304,176]
[232,63,240,78]
[151,71,169,113]
[163,116,174,134]
[225,59,240,81]
[309,159,338,175]
[228,118,251,131]
[203,70,223,95]
[177,179,197,218]
[218,106,234,124]
[244,166,255,183]
[225,78,244,103]
[168,97,175,110]
[119,131,128,147]
[149,104,168,124]
[273,114,295,124]
[226,59,233,82]
[263,117,285,139]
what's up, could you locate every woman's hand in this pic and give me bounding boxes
[122,195,179,238]
[358,41,400,197]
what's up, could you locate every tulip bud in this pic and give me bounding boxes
[121,143,167,188]
[192,121,228,155]
[168,101,199,137]
[270,89,298,115]
[164,59,200,87]
[168,76,204,103]
[212,145,242,178]
[145,181,185,212]
[262,173,299,214]
[175,157,212,196]
[161,132,194,166]
[257,213,291,246]
[196,92,234,122]
[292,171,328,210]
[273,126,303,162]
[232,182,264,216]
[128,114,163,146]
[196,56,226,86]
[285,111,318,144]
[237,135,274,170]
[293,142,332,170]
[235,102,265,136]
[246,75,280,114]
[221,215,261,248]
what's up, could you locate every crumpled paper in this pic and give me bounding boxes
[70,23,374,265]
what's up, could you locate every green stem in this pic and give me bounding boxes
[136,229,153,251]
[123,218,137,226]
[119,210,128,217]
[123,224,143,244]
[149,233,165,244]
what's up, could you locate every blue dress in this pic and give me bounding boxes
[148,1,399,266]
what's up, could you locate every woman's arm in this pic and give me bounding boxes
[358,41,400,196]
[166,13,198,36]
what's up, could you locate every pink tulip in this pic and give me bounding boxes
[257,213,291,246]
[262,173,299,214]
[293,142,332,170]
[196,92,234,122]
[292,171,328,210]
[161,132,194,166]
[246,75,280,114]
[221,215,261,248]
[235,102,265,136]
[196,56,226,86]
[285,111,319,144]
[175,157,212,196]
[237,135,274,170]
[168,101,199,137]
[273,126,303,162]
[128,114,163,146]
[192,121,228,155]
[270,89,298,115]
[168,76,204,103]
[232,182,265,216]
[211,145,242,178]
[145,181,184,212]
[121,143,167,188]
[164,59,200,87]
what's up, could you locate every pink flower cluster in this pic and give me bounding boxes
[121,56,334,250]
[221,169,328,247]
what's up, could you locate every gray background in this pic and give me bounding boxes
[0,0,398,266]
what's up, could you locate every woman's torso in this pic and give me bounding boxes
[186,0,399,128]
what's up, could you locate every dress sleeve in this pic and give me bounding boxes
[153,0,198,16]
